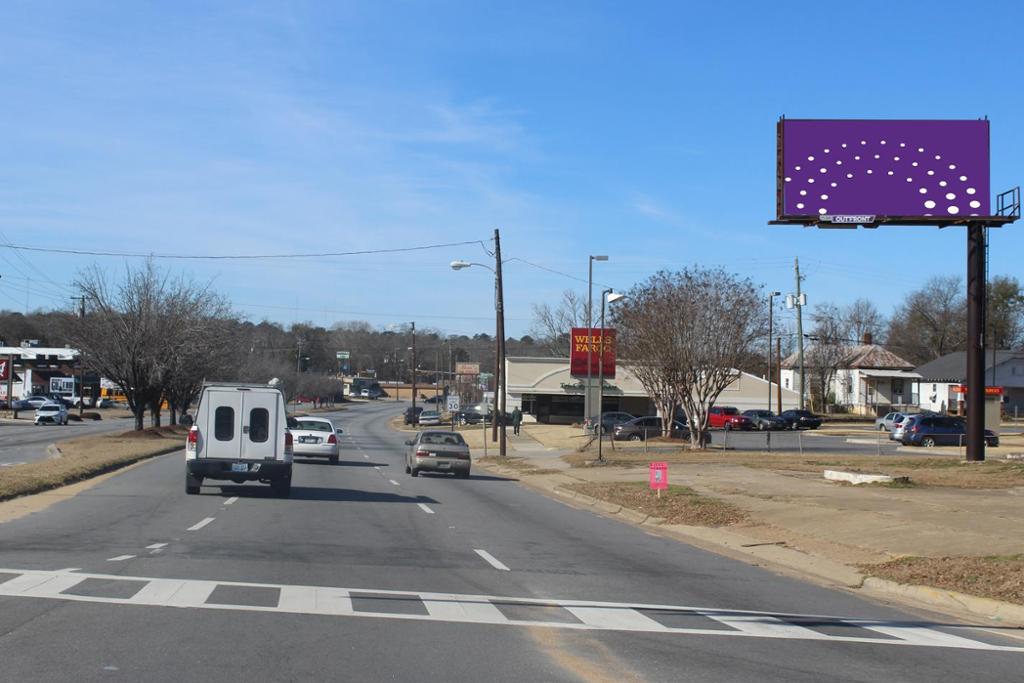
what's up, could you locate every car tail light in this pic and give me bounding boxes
[285,431,294,455]
[186,427,198,453]
[416,449,430,458]
[327,433,337,444]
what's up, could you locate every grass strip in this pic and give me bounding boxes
[564,481,747,527]
[860,555,1024,606]
[0,426,187,502]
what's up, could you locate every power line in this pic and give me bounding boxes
[2,238,491,260]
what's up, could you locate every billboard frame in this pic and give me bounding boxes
[770,116,1019,463]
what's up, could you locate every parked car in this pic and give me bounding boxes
[455,409,486,425]
[97,398,115,409]
[404,406,423,425]
[35,402,69,425]
[185,383,293,497]
[875,412,905,432]
[290,416,341,464]
[901,415,999,447]
[612,416,707,442]
[584,411,636,435]
[777,409,824,430]
[22,395,50,410]
[418,410,442,426]
[708,407,753,431]
[891,413,918,442]
[404,430,471,478]
[741,409,787,431]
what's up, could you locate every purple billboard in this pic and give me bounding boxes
[778,119,990,221]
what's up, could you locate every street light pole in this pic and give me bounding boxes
[767,291,780,412]
[596,290,625,463]
[586,255,608,430]
[410,323,417,417]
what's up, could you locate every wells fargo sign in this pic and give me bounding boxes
[569,328,616,379]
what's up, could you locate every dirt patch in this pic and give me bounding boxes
[0,427,187,501]
[564,481,747,527]
[860,555,1024,606]
[476,456,559,476]
[561,449,1024,489]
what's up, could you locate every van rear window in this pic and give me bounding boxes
[215,406,235,441]
[249,408,269,443]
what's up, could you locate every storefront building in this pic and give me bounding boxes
[505,357,800,425]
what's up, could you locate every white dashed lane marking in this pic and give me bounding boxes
[224,497,239,506]
[388,480,400,486]
[106,555,135,562]
[145,543,167,550]
[0,568,1018,652]
[474,549,510,572]
[417,503,435,515]
[186,517,215,532]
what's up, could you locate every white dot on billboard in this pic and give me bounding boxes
[959,175,967,181]
[948,164,956,170]
[945,192,956,200]
[880,140,887,144]
[836,160,842,165]
[808,156,815,161]
[795,166,801,171]
[846,173,853,178]
[919,188,927,194]
[824,148,830,153]
[860,140,866,145]
[866,169,873,174]
[800,189,807,196]
[830,182,837,187]
[841,143,847,148]
[939,181,948,187]
[924,200,936,209]
[917,147,925,153]
[797,203,805,209]
[875,154,881,159]
[934,155,941,160]
[966,187,976,195]
[820,194,828,200]
[970,200,981,209]
[947,206,959,214]
[906,177,913,182]
[808,178,815,183]
[785,177,792,182]
[912,162,918,167]
[820,168,827,173]
[900,143,906,147]
[854,155,861,160]
[927,170,935,175]
[893,156,900,161]
[819,208,827,215]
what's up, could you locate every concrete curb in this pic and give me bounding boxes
[468,436,1024,627]
[862,577,1024,627]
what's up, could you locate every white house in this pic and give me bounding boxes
[780,340,920,415]
[914,351,1024,416]
[504,356,800,424]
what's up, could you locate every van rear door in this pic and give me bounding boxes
[240,390,280,461]
[203,389,243,460]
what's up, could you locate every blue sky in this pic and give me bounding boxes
[1,0,1022,338]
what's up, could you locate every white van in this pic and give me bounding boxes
[185,384,293,497]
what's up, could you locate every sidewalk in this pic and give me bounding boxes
[473,424,1024,625]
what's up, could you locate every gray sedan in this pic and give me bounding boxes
[405,430,471,478]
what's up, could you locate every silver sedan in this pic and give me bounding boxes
[404,430,471,478]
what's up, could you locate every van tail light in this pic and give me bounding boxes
[186,427,198,453]
[285,431,294,455]
[327,433,337,445]
[416,449,430,458]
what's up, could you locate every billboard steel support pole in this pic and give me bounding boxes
[966,223,986,462]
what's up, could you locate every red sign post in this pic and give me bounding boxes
[649,461,668,497]
[569,327,616,379]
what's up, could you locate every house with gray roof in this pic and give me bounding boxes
[914,350,1024,416]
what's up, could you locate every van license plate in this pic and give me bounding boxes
[231,463,248,473]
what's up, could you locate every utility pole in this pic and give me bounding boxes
[776,338,783,414]
[410,322,417,418]
[494,228,507,457]
[72,295,86,416]
[794,258,806,410]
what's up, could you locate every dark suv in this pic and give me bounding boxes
[403,406,423,425]
[901,415,999,447]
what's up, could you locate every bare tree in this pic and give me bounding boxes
[616,269,766,448]
[843,298,885,344]
[530,290,584,356]
[805,303,851,412]
[886,276,966,364]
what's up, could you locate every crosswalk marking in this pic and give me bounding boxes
[0,567,1020,652]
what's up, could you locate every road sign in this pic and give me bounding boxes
[455,362,480,375]
[336,351,350,360]
[446,395,461,412]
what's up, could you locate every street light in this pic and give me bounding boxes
[450,228,507,456]
[767,291,781,412]
[597,289,625,462]
[586,255,609,430]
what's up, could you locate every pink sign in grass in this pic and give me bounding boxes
[649,462,668,491]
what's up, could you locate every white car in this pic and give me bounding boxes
[417,410,442,426]
[35,402,69,425]
[290,416,341,463]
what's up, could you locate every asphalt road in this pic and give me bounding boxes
[0,413,135,466]
[1,401,1022,682]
